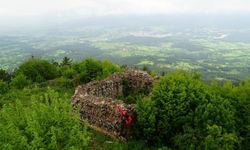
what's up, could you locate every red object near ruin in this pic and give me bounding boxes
[116,104,133,125]
[116,105,127,116]
[125,116,133,125]
[72,69,155,139]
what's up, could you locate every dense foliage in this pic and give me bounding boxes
[10,73,32,89]
[0,69,11,82]
[0,88,90,149]
[17,59,58,83]
[0,57,249,149]
[72,58,122,83]
[210,80,250,149]
[57,58,122,86]
[137,71,250,149]
[0,80,9,95]
[0,57,124,149]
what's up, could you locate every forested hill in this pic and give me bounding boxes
[0,57,250,149]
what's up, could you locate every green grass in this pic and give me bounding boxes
[0,85,152,150]
[87,129,151,150]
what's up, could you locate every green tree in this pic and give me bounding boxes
[72,58,122,84]
[232,80,250,149]
[17,59,58,82]
[84,58,103,81]
[204,125,238,150]
[73,58,103,83]
[211,79,250,149]
[137,71,237,149]
[136,97,156,143]
[61,56,72,66]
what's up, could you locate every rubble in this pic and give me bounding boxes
[72,69,155,139]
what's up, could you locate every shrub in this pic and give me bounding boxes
[73,58,122,83]
[10,74,31,89]
[46,77,74,88]
[137,71,237,148]
[0,88,90,149]
[0,80,9,95]
[235,80,250,149]
[60,66,77,79]
[136,97,156,142]
[73,58,103,83]
[101,60,122,78]
[17,59,58,82]
[0,69,11,82]
[210,79,250,149]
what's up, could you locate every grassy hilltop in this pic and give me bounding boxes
[0,57,249,149]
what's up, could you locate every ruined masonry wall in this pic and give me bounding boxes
[72,69,155,139]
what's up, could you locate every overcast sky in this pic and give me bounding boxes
[0,0,250,17]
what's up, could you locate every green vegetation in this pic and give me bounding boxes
[136,71,238,149]
[0,69,11,82]
[17,59,58,83]
[1,27,250,82]
[0,80,9,95]
[0,57,250,149]
[61,56,73,66]
[0,57,125,149]
[10,74,32,89]
[0,88,90,150]
[72,58,122,83]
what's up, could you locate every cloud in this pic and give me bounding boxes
[0,0,250,17]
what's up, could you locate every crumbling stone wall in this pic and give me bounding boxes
[72,69,155,139]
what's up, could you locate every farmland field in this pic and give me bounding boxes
[1,24,250,82]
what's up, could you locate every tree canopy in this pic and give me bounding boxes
[17,59,58,83]
[137,71,238,149]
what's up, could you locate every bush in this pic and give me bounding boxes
[73,58,103,83]
[0,88,90,149]
[0,69,11,82]
[136,97,156,142]
[101,60,122,78]
[73,58,122,83]
[17,59,58,82]
[60,66,77,79]
[137,71,237,149]
[235,80,250,149]
[10,74,31,89]
[45,77,74,88]
[0,80,9,95]
[210,79,250,149]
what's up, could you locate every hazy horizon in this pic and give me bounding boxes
[0,0,250,22]
[1,0,250,17]
[1,0,250,81]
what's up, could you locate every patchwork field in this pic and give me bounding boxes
[1,26,250,82]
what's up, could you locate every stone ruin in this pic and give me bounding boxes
[72,69,155,140]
